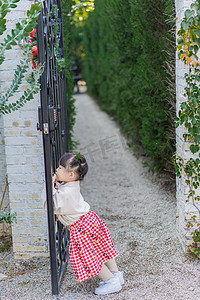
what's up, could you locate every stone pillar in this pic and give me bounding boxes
[0,118,9,235]
[0,0,48,259]
[175,0,200,250]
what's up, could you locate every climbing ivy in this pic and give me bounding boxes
[0,211,17,225]
[175,0,200,258]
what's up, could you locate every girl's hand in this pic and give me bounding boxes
[52,173,57,183]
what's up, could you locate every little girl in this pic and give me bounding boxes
[51,152,124,295]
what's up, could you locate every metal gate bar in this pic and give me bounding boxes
[36,0,69,295]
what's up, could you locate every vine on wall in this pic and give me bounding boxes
[175,0,200,257]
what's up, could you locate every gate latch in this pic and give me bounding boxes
[37,106,54,134]
[37,107,49,134]
[43,123,49,134]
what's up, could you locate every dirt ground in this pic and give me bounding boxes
[0,93,200,299]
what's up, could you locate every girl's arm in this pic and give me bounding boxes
[52,187,67,214]
[42,174,58,210]
[42,182,58,210]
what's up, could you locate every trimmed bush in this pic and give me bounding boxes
[61,0,76,150]
[83,0,176,171]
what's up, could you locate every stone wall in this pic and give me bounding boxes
[175,0,200,250]
[0,0,48,259]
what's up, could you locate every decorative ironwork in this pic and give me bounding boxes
[36,0,69,295]
[56,221,70,285]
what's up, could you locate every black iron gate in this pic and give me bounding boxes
[36,0,70,295]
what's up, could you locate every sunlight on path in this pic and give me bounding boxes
[0,93,199,299]
[66,93,200,300]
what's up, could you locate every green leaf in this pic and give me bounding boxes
[194,19,199,26]
[181,21,190,30]
[177,38,183,44]
[185,9,194,20]
[190,144,199,154]
[194,135,200,143]
[194,45,199,54]
[195,29,200,38]
[181,102,188,109]
[10,4,17,8]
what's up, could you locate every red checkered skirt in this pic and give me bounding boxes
[69,211,118,282]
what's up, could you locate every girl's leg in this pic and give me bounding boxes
[105,258,124,285]
[105,258,118,273]
[95,263,122,295]
[98,264,114,281]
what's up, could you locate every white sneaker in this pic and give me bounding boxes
[99,271,124,286]
[114,271,124,285]
[95,277,122,295]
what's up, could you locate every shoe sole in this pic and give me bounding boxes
[94,286,122,295]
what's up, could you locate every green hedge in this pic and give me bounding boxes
[61,0,76,150]
[83,0,176,171]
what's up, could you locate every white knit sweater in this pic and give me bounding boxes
[43,181,90,226]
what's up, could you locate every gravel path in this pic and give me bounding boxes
[0,93,200,299]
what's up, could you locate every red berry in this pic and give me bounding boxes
[29,28,36,38]
[31,45,38,56]
[32,60,37,69]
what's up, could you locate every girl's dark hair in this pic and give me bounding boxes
[59,153,88,181]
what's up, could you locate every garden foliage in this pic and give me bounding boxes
[0,0,76,149]
[175,0,200,258]
[61,0,77,150]
[83,0,176,171]
[0,0,42,114]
